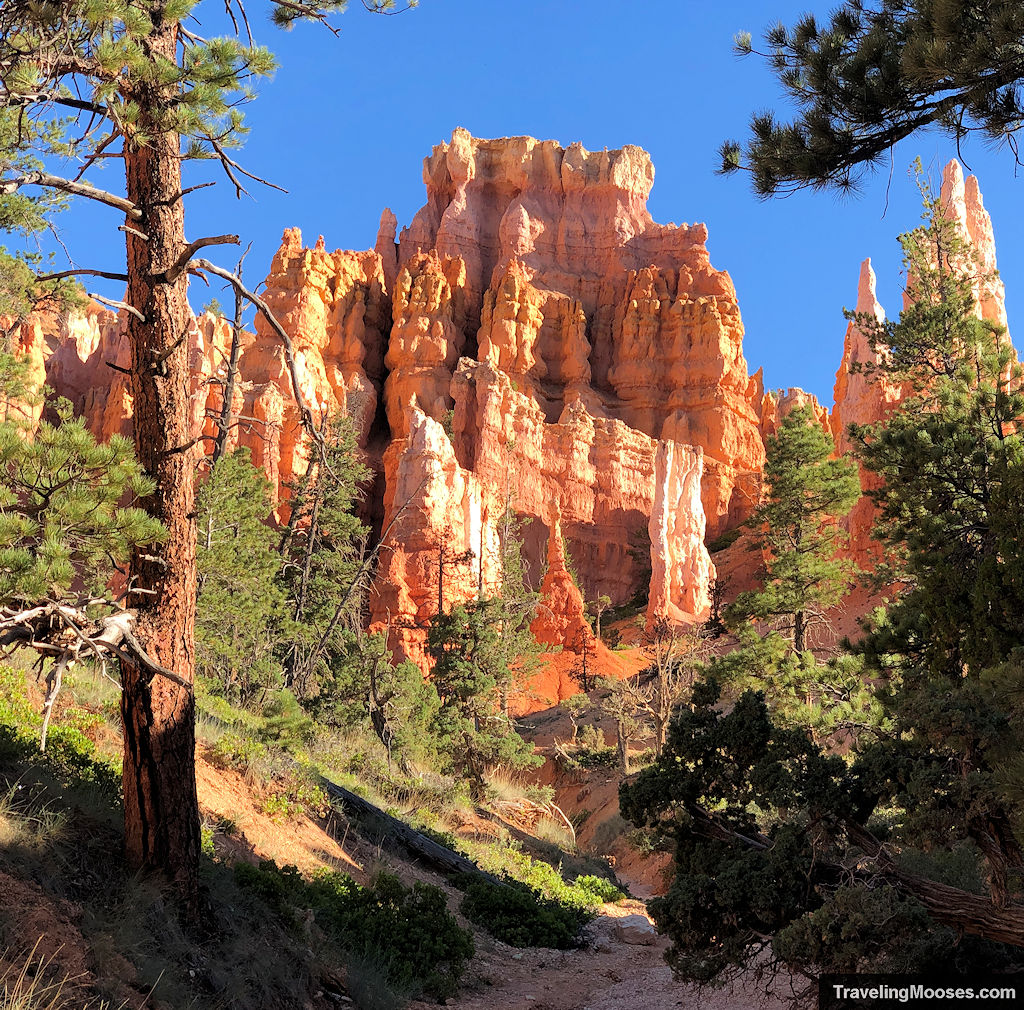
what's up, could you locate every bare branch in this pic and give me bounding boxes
[89,293,145,321]
[191,258,321,451]
[37,267,129,283]
[161,234,240,284]
[0,171,142,219]
[209,138,287,197]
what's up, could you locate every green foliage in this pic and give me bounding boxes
[571,874,625,904]
[308,630,439,770]
[706,404,864,733]
[706,526,741,553]
[234,860,473,1001]
[210,732,268,774]
[722,2,1024,195]
[258,689,315,752]
[0,665,120,799]
[0,401,164,603]
[196,448,286,704]
[731,404,860,651]
[620,177,1024,989]
[620,680,1017,983]
[0,110,84,325]
[278,415,370,698]
[459,877,591,949]
[853,169,1024,677]
[463,835,606,919]
[427,597,541,794]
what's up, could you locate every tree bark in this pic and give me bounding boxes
[118,17,201,916]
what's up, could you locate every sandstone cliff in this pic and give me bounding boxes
[29,140,1008,692]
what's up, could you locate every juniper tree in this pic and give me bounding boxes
[721,1,1024,195]
[620,178,1024,988]
[0,0,401,909]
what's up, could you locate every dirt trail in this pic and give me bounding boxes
[414,896,792,1010]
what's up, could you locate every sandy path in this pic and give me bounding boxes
[411,899,794,1010]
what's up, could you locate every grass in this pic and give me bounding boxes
[0,942,112,1010]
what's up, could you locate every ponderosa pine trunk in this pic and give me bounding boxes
[118,17,201,915]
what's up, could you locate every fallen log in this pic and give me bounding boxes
[319,776,508,887]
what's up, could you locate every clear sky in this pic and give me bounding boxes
[47,0,1022,405]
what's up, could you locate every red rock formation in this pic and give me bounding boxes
[938,160,1008,337]
[530,505,592,650]
[396,129,764,536]
[829,161,1008,571]
[760,386,831,441]
[829,259,903,569]
[21,132,801,691]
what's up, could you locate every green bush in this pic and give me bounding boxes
[259,690,315,752]
[707,526,742,553]
[572,874,625,903]
[234,861,473,1001]
[459,878,590,949]
[0,665,120,798]
[210,732,267,773]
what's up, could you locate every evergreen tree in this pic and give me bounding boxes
[317,629,440,772]
[195,448,285,705]
[732,404,860,655]
[0,0,399,907]
[721,2,1024,195]
[704,404,864,734]
[0,398,164,602]
[426,598,540,797]
[620,178,1024,987]
[492,505,542,715]
[278,414,370,697]
[0,385,165,751]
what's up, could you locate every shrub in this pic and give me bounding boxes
[310,870,473,1001]
[210,733,267,774]
[259,690,315,752]
[572,874,625,903]
[706,526,742,553]
[459,878,590,949]
[234,861,473,1001]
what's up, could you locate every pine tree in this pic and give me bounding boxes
[195,448,286,705]
[492,505,542,715]
[721,2,1024,195]
[426,598,540,797]
[731,404,861,654]
[0,0,399,909]
[278,414,370,697]
[0,387,165,751]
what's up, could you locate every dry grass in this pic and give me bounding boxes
[0,782,68,854]
[0,941,111,1010]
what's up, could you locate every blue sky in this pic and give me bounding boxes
[48,0,1022,404]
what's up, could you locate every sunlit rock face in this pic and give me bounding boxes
[24,144,1016,694]
[24,131,802,684]
[367,130,748,664]
[827,160,1011,572]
